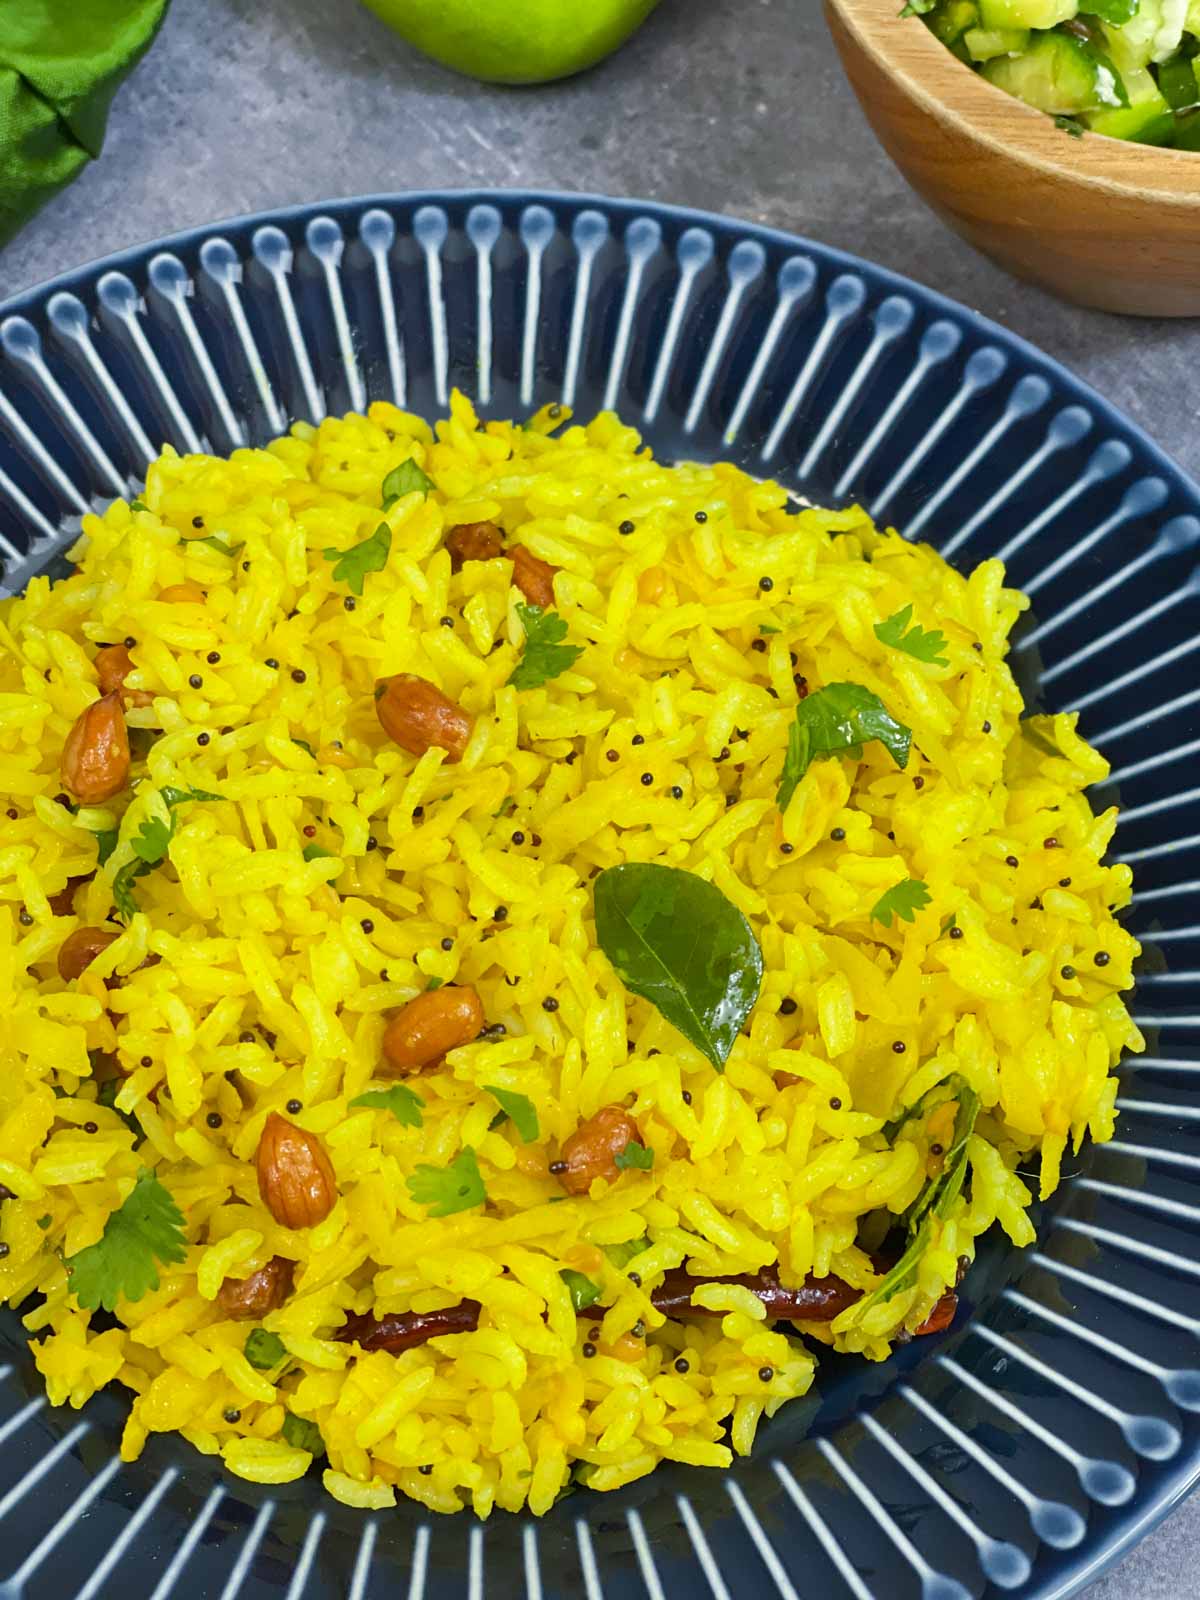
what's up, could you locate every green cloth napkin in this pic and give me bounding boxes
[0,0,170,250]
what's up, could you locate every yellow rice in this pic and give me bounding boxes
[0,392,1141,1516]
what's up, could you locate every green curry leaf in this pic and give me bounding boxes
[593,864,763,1073]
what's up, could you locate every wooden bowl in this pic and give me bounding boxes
[824,0,1200,317]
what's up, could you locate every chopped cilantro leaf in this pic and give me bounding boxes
[507,604,584,690]
[559,1268,601,1312]
[130,809,174,865]
[874,605,950,668]
[349,1083,425,1128]
[876,604,947,668]
[425,976,444,991]
[871,877,932,928]
[406,1147,487,1217]
[853,1085,979,1317]
[290,739,315,758]
[244,1329,288,1370]
[65,1169,187,1311]
[483,1085,538,1143]
[758,623,781,635]
[160,785,223,807]
[940,913,957,935]
[129,499,148,513]
[777,682,911,811]
[323,522,391,596]
[613,1139,655,1172]
[111,859,149,922]
[302,843,335,861]
[94,828,119,867]
[109,788,218,922]
[281,1412,324,1456]
[382,458,435,507]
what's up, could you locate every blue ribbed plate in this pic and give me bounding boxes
[0,191,1197,1600]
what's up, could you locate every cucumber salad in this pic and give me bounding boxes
[908,0,1200,146]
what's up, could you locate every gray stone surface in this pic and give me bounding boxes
[0,0,1195,1592]
[2,0,1198,489]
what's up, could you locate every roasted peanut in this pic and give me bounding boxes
[445,520,503,570]
[94,643,154,708]
[217,1255,295,1320]
[256,1112,338,1229]
[61,691,130,803]
[158,583,206,604]
[382,985,485,1076]
[557,1104,641,1195]
[510,545,559,609]
[57,926,120,981]
[95,644,133,696]
[375,673,472,762]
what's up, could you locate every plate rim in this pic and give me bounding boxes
[0,185,1196,1600]
[2,184,1198,508]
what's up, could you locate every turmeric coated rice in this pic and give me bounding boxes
[0,393,1141,1516]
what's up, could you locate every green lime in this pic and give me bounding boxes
[359,0,662,85]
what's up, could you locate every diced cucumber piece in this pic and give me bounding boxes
[1086,0,1140,23]
[1081,58,1170,138]
[978,0,1076,28]
[1158,51,1200,107]
[1102,0,1188,70]
[965,25,1030,58]
[1100,21,1150,72]
[1084,102,1176,140]
[1146,0,1189,64]
[1170,106,1200,145]
[981,30,1126,113]
[926,0,982,45]
[1123,62,1174,103]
